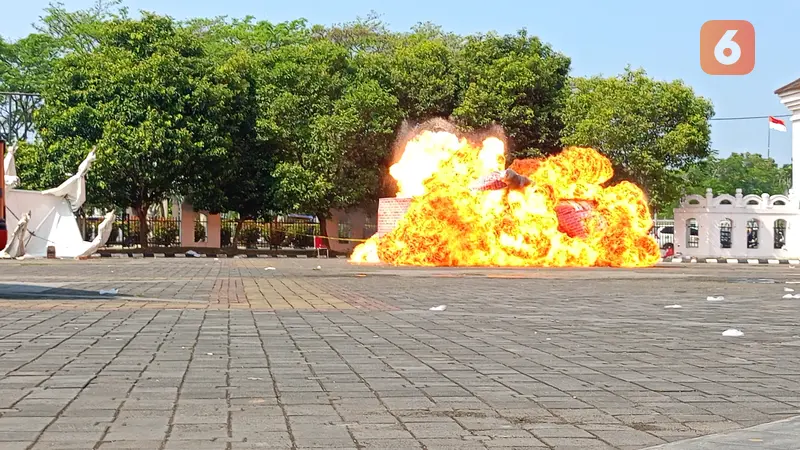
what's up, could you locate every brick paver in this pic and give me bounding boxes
[0,258,799,449]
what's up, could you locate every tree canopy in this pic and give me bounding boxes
[684,152,791,197]
[30,13,233,244]
[561,67,714,214]
[2,3,719,239]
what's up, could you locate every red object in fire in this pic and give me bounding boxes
[470,171,507,191]
[554,200,605,239]
[470,169,532,192]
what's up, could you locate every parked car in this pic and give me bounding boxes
[655,225,698,251]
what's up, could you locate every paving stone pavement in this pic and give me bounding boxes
[0,258,799,449]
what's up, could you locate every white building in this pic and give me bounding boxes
[672,77,800,259]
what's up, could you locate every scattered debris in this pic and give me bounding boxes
[664,305,683,309]
[247,377,263,381]
[98,288,119,295]
[707,296,725,301]
[214,258,219,261]
[206,352,214,356]
[429,305,447,311]
[313,265,322,271]
[783,294,800,299]
[186,250,200,257]
[787,281,800,284]
[786,287,795,292]
[265,267,276,271]
[722,329,744,337]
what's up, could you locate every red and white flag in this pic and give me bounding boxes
[769,116,787,132]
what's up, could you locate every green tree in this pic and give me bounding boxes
[561,67,714,215]
[684,152,791,196]
[452,29,571,159]
[182,17,312,242]
[34,14,231,246]
[2,1,126,148]
[257,39,400,243]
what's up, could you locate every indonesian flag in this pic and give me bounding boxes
[769,116,787,132]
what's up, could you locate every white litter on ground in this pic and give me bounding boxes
[787,281,800,284]
[313,266,322,270]
[265,267,276,271]
[186,250,200,257]
[206,352,214,356]
[707,296,725,301]
[783,294,800,299]
[786,287,795,292]
[664,305,682,309]
[429,305,447,311]
[214,258,219,261]
[722,329,744,337]
[98,288,118,295]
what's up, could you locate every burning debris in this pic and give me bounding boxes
[351,120,660,267]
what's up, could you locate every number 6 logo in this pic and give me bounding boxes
[714,30,741,65]
[701,20,755,75]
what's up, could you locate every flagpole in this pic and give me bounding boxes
[767,126,771,159]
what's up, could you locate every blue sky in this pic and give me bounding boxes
[4,0,799,164]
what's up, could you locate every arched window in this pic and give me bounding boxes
[774,200,786,206]
[747,199,760,205]
[688,199,700,205]
[747,219,760,249]
[687,219,699,248]
[720,218,732,249]
[720,199,732,205]
[774,219,787,249]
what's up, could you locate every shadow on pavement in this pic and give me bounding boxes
[0,282,124,300]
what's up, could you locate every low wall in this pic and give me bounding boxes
[673,188,800,259]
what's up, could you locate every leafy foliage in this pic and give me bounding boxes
[453,30,572,159]
[34,14,231,244]
[684,153,791,196]
[561,67,714,214]
[2,4,717,229]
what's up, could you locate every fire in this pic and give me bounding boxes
[350,127,660,267]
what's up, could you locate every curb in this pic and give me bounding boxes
[97,253,349,259]
[93,254,798,264]
[660,257,799,265]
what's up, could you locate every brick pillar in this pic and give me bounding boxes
[179,202,196,247]
[377,198,412,236]
[207,213,221,248]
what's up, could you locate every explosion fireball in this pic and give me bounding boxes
[350,123,660,267]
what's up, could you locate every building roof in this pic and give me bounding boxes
[775,77,800,95]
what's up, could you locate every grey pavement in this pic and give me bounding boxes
[645,416,800,449]
[0,258,800,449]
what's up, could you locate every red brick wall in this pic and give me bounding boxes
[377,198,412,236]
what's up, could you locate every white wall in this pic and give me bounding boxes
[673,189,798,259]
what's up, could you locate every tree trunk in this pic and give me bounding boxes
[316,213,330,250]
[136,205,150,248]
[232,218,245,247]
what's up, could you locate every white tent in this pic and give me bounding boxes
[2,148,115,259]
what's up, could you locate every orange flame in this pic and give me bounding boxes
[350,129,660,267]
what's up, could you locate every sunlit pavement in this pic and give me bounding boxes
[0,258,798,449]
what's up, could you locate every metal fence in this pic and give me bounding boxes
[78,216,329,249]
[1,91,41,144]
[219,219,321,249]
[80,216,182,247]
